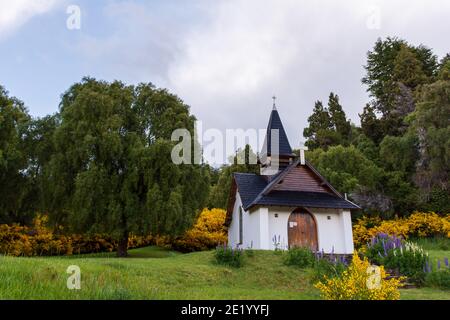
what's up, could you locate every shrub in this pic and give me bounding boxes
[364,233,429,285]
[425,269,450,289]
[214,245,244,268]
[353,212,450,248]
[312,256,347,282]
[315,253,404,300]
[283,247,315,268]
[0,214,153,256]
[172,208,227,252]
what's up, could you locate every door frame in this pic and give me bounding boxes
[287,207,319,251]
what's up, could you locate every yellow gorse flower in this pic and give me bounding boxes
[315,252,405,300]
[353,212,450,248]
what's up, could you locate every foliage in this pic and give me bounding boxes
[353,212,450,248]
[409,79,450,208]
[315,252,404,300]
[364,233,429,285]
[0,86,34,224]
[312,252,348,282]
[362,38,436,128]
[46,78,209,256]
[303,93,351,150]
[425,269,450,290]
[214,244,244,268]
[172,208,227,252]
[207,145,258,209]
[0,215,153,257]
[283,247,315,268]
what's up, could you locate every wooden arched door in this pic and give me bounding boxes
[287,208,318,251]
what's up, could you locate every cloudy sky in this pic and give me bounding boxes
[1,0,449,162]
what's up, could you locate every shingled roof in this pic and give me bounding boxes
[260,108,293,157]
[233,168,359,212]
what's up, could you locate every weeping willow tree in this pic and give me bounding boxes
[48,78,209,256]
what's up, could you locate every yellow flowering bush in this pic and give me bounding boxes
[353,212,450,248]
[406,212,450,238]
[315,253,404,300]
[0,214,153,256]
[172,208,227,252]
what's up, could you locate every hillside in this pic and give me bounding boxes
[0,247,448,300]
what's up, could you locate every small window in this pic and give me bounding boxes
[327,216,331,220]
[274,213,279,218]
[239,207,243,244]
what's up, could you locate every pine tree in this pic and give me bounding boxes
[328,92,351,143]
[303,100,335,149]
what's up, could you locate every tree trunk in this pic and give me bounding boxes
[117,232,129,257]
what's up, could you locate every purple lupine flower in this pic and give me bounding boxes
[444,257,449,268]
[382,240,388,257]
[425,261,429,273]
[437,260,441,270]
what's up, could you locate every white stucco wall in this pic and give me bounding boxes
[228,192,354,253]
[228,192,262,249]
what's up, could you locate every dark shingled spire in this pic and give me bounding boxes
[261,108,293,157]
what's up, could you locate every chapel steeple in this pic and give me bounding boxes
[260,100,295,176]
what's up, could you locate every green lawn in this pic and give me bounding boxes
[0,246,448,300]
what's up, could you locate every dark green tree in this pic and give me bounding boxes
[328,92,352,143]
[303,100,337,149]
[0,86,32,224]
[362,38,438,137]
[207,145,258,209]
[408,78,450,212]
[359,104,384,144]
[21,115,60,211]
[48,78,209,256]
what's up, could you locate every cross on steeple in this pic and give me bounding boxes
[299,144,309,165]
[272,95,277,110]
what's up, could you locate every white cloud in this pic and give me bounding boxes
[166,0,450,149]
[0,0,59,38]
[61,0,450,162]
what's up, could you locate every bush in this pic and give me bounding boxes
[353,212,450,248]
[312,257,347,282]
[214,245,244,268]
[0,214,153,256]
[283,247,315,268]
[315,253,404,300]
[172,208,227,252]
[425,269,450,289]
[364,233,428,285]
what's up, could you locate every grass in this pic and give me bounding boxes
[0,245,448,300]
[0,248,319,300]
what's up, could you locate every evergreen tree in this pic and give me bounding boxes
[362,37,438,138]
[328,92,352,143]
[408,78,450,212]
[207,145,258,209]
[359,104,384,144]
[303,100,336,149]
